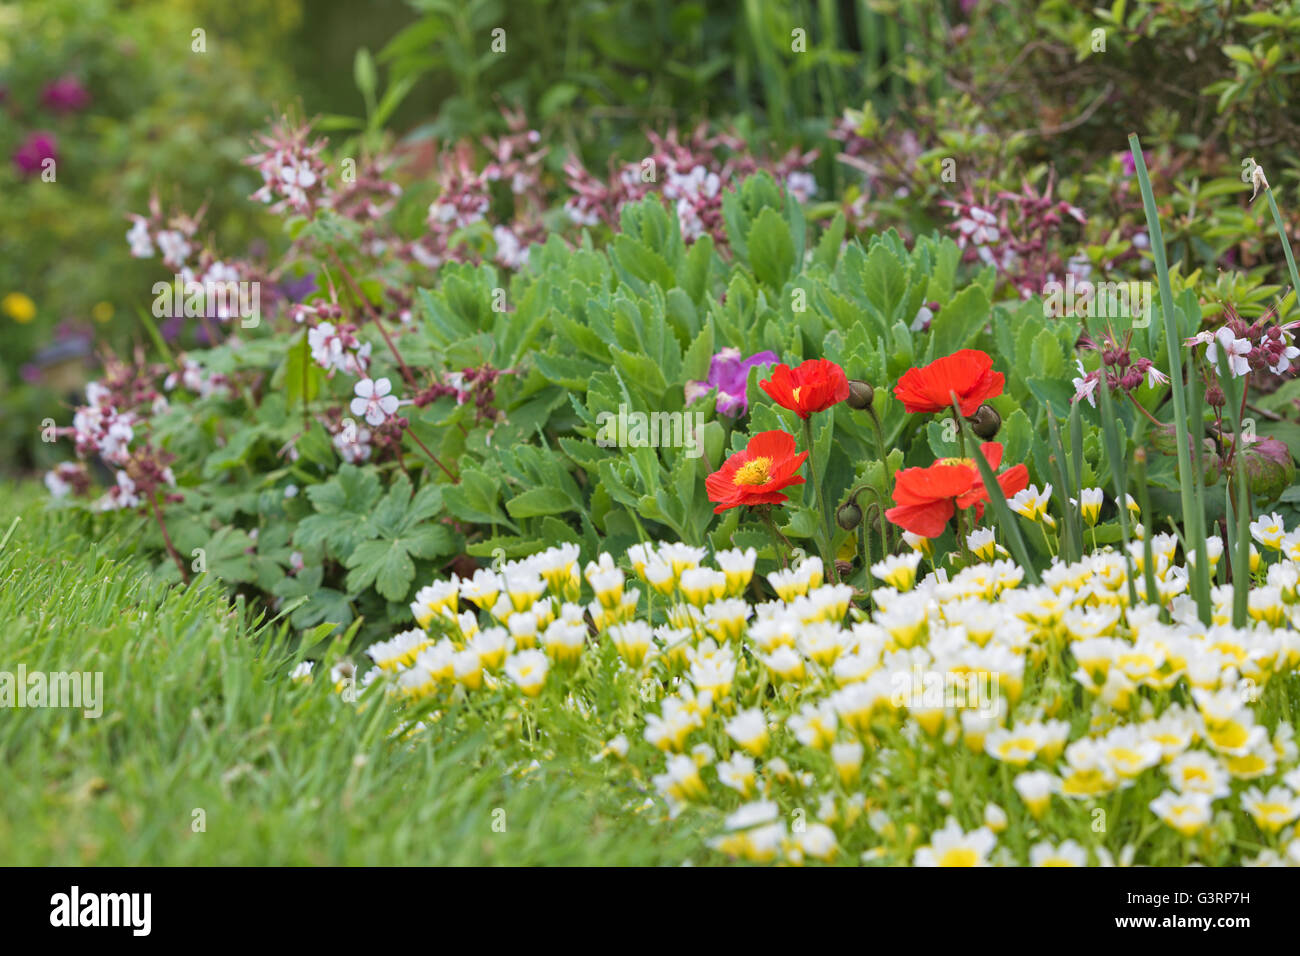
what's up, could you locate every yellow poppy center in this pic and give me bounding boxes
[734,457,773,486]
[937,457,974,468]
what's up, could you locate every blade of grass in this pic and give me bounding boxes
[1129,134,1210,624]
[953,400,1040,585]
[1095,370,1140,606]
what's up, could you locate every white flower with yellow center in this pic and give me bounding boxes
[1030,840,1088,866]
[790,823,838,863]
[1079,487,1104,526]
[410,579,459,628]
[504,649,549,697]
[767,564,815,602]
[1149,790,1213,836]
[710,802,785,862]
[1013,771,1060,819]
[607,620,653,666]
[1222,731,1277,779]
[689,642,736,699]
[503,569,545,612]
[653,753,709,807]
[395,662,437,699]
[1143,708,1198,762]
[940,600,1004,647]
[1193,687,1260,755]
[876,592,930,648]
[831,739,864,785]
[658,542,707,581]
[452,648,483,690]
[645,696,703,752]
[641,559,676,596]
[1164,750,1230,799]
[652,625,692,668]
[507,610,540,650]
[701,598,751,643]
[1099,725,1163,779]
[1267,562,1300,603]
[795,621,849,667]
[1282,530,1300,562]
[725,708,769,756]
[716,753,756,796]
[1250,511,1287,551]
[761,645,806,681]
[787,701,838,750]
[533,543,581,600]
[1009,483,1053,522]
[714,546,757,596]
[289,661,313,684]
[902,530,933,560]
[1060,739,1120,799]
[1248,586,1288,628]
[469,626,510,670]
[914,818,996,867]
[983,803,1008,833]
[459,567,502,612]
[831,675,894,734]
[368,628,432,671]
[871,552,924,591]
[542,620,587,664]
[588,566,625,610]
[625,542,657,580]
[679,567,726,608]
[966,527,1006,562]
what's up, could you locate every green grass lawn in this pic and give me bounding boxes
[0,484,697,865]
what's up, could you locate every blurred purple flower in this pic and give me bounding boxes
[685,347,780,417]
[1120,151,1148,178]
[280,272,317,303]
[20,363,42,384]
[41,75,91,113]
[13,131,58,177]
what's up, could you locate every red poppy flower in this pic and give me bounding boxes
[884,442,1030,538]
[705,429,809,514]
[759,359,851,419]
[893,349,1005,417]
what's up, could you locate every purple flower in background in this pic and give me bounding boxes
[1120,151,1148,178]
[279,272,317,303]
[13,131,58,177]
[686,347,780,417]
[41,75,91,113]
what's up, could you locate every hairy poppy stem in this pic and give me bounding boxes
[755,509,793,570]
[802,417,838,583]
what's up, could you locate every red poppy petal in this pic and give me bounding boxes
[885,500,955,538]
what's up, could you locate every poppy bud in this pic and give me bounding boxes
[846,380,874,410]
[836,501,863,531]
[968,404,1001,439]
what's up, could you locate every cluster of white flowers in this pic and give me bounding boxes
[302,499,1300,865]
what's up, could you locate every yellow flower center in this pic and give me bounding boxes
[937,457,974,468]
[938,847,979,867]
[734,457,773,486]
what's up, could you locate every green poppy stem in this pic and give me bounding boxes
[802,416,838,583]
